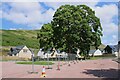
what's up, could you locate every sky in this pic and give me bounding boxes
[0,0,119,45]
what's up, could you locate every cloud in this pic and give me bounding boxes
[0,10,2,18]
[9,2,42,13]
[1,0,119,2]
[118,26,120,41]
[112,35,117,39]
[94,4,118,24]
[0,3,2,18]
[93,4,118,45]
[102,34,118,45]
[1,0,39,2]
[102,23,118,35]
[44,1,100,10]
[9,28,17,30]
[2,2,55,29]
[1,1,103,29]
[94,4,118,34]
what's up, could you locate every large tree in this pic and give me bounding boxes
[51,5,102,56]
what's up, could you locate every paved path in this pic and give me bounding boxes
[1,59,119,78]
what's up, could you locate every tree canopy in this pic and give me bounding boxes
[37,23,53,51]
[37,4,103,56]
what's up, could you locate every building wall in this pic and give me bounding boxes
[17,46,32,59]
[114,52,118,57]
[89,49,102,56]
[51,51,58,58]
[94,49,102,56]
[37,50,45,58]
[104,46,112,54]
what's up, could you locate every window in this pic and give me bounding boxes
[23,49,27,52]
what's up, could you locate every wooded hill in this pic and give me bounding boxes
[1,30,40,49]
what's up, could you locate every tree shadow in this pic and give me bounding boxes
[82,68,119,78]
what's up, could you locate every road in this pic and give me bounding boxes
[1,59,119,78]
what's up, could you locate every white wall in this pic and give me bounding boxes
[94,49,102,56]
[114,52,118,57]
[17,46,32,59]
[89,49,103,56]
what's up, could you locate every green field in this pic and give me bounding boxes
[89,54,116,60]
[1,30,40,49]
[16,61,54,65]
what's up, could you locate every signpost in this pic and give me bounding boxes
[27,50,38,74]
[46,51,52,69]
[56,55,60,70]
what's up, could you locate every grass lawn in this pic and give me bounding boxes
[16,61,54,65]
[90,57,103,60]
[89,56,116,60]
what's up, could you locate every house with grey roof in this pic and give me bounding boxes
[104,45,118,57]
[104,45,118,54]
[37,48,68,59]
[89,49,103,56]
[9,45,33,59]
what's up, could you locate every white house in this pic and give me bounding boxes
[104,45,118,54]
[114,52,118,57]
[37,48,68,58]
[50,48,58,58]
[89,49,103,56]
[57,52,68,58]
[37,48,57,58]
[37,49,45,58]
[9,45,33,59]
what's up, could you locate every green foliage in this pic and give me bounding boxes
[90,54,116,60]
[52,5,102,55]
[37,23,53,51]
[1,30,39,49]
[37,5,103,57]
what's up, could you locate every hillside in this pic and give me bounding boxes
[1,30,106,50]
[1,30,40,49]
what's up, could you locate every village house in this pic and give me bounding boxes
[9,45,33,59]
[104,45,118,57]
[89,49,103,56]
[104,45,118,54]
[88,44,106,57]
[37,48,68,59]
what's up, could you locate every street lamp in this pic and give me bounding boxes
[46,50,52,69]
[27,50,38,74]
